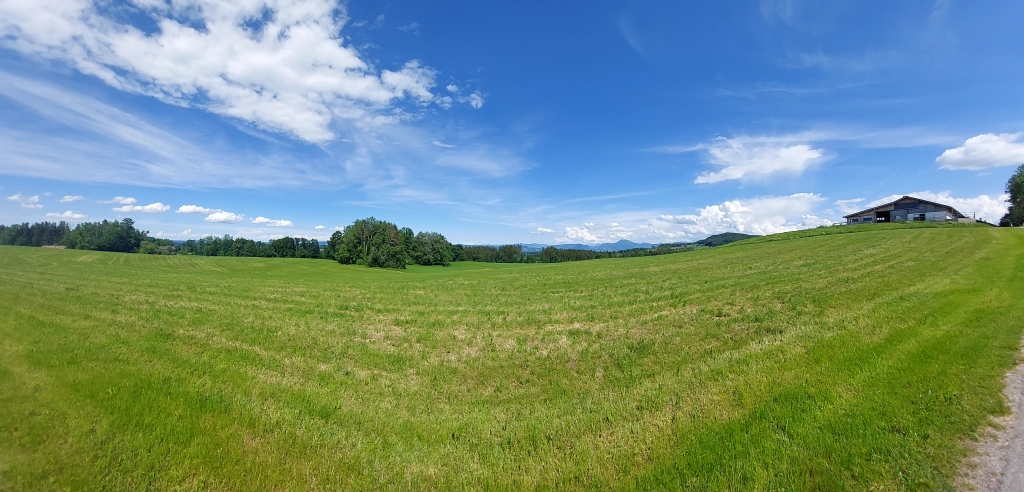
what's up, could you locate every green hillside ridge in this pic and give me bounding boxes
[0,225,1021,489]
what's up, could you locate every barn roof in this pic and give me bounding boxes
[842,195,965,219]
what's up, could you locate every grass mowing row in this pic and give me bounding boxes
[0,225,1022,490]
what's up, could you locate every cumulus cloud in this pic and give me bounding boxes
[466,91,485,109]
[865,191,1009,223]
[314,225,325,230]
[113,202,170,213]
[659,193,831,236]
[533,227,554,234]
[104,196,136,205]
[252,216,294,227]
[7,193,42,208]
[176,205,221,214]
[46,210,86,219]
[204,211,244,223]
[936,133,1024,170]
[561,226,601,244]
[446,84,460,93]
[0,0,463,143]
[690,137,827,183]
[60,195,84,203]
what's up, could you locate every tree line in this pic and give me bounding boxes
[0,215,745,268]
[0,221,71,247]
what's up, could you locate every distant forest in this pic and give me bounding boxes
[0,217,755,268]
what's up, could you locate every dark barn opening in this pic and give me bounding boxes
[875,211,891,222]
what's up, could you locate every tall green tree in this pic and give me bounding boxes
[324,231,343,261]
[336,217,408,268]
[1001,164,1024,226]
[411,232,454,266]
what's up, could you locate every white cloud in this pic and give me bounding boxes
[7,193,42,208]
[0,0,451,143]
[60,195,84,203]
[561,226,600,244]
[583,221,595,227]
[936,133,1024,170]
[834,198,865,214]
[314,225,325,230]
[176,204,221,214]
[686,136,826,184]
[432,140,456,148]
[381,61,436,104]
[113,202,170,213]
[446,84,460,93]
[659,193,831,236]
[533,227,554,234]
[104,196,136,205]
[251,216,294,227]
[865,191,1010,223]
[466,91,485,109]
[46,210,87,219]
[204,211,244,223]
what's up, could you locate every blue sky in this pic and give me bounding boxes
[1,0,1022,244]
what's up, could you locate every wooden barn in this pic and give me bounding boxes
[844,196,974,224]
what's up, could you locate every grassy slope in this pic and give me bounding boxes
[0,226,1021,490]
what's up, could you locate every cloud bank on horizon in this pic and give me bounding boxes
[0,0,1021,244]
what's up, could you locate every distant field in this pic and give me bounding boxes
[1,225,1022,490]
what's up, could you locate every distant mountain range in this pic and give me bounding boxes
[517,234,757,252]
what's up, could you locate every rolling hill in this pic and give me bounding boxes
[0,224,1021,489]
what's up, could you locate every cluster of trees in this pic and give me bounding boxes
[59,219,154,253]
[459,244,524,263]
[175,218,458,268]
[179,236,321,258]
[0,221,71,246]
[326,217,455,268]
[1001,165,1024,227]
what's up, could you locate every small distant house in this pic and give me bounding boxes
[844,196,974,224]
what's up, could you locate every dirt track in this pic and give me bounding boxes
[959,345,1024,491]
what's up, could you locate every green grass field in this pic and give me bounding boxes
[1,225,1022,490]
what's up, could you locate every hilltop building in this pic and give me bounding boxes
[843,196,975,224]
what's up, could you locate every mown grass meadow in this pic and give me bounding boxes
[1,225,1022,490]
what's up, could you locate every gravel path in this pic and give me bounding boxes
[959,345,1024,491]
